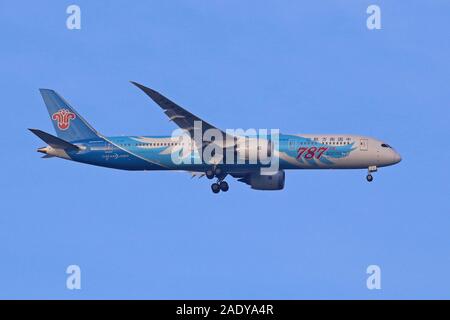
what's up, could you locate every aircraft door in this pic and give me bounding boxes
[360,139,368,151]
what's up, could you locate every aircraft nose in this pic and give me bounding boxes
[392,152,402,164]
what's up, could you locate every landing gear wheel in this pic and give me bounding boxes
[214,167,222,177]
[206,170,214,179]
[366,174,373,182]
[219,181,229,192]
[211,183,220,193]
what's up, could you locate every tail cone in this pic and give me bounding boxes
[37,147,48,154]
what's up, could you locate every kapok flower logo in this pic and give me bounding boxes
[52,109,76,131]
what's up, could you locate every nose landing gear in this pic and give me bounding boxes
[366,166,377,182]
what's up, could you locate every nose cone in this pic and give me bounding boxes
[392,152,402,164]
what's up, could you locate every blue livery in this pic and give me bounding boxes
[30,82,401,192]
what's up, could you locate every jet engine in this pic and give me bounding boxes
[239,170,285,190]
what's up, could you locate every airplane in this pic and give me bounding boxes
[30,82,401,193]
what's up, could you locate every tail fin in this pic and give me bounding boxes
[39,89,100,142]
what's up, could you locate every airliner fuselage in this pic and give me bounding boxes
[31,83,401,193]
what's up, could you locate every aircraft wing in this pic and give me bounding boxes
[131,82,232,145]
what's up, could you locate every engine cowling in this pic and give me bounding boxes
[247,170,285,190]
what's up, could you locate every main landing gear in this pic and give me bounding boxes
[211,180,229,194]
[207,167,228,193]
[206,167,222,180]
[366,166,377,182]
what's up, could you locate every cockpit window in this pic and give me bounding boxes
[381,143,391,148]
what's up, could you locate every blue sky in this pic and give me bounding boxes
[0,0,449,299]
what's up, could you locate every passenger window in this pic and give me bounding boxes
[288,140,296,150]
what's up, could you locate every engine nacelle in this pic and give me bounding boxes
[247,170,285,190]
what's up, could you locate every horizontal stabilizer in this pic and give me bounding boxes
[29,129,79,151]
